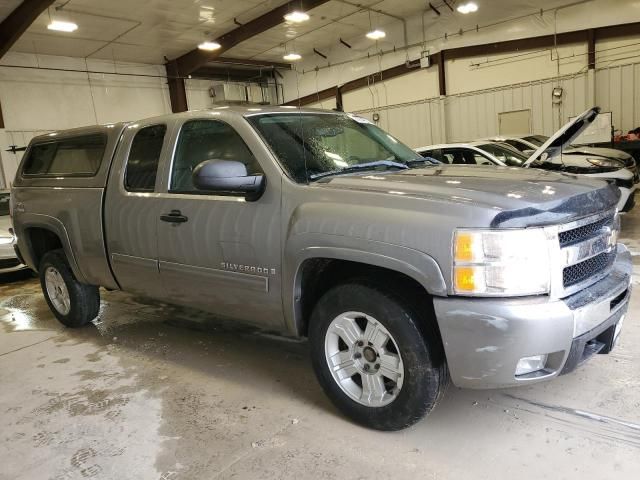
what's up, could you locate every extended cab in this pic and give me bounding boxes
[11,107,632,430]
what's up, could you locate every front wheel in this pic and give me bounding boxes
[39,249,100,328]
[309,282,448,431]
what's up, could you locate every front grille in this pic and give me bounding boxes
[559,216,612,247]
[563,251,616,287]
[0,258,20,269]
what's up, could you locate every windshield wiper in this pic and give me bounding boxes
[309,160,409,180]
[405,157,440,166]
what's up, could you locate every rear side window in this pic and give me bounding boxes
[23,134,106,176]
[125,125,167,192]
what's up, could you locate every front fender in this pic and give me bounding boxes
[283,232,447,336]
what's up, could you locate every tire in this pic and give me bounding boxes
[309,281,448,431]
[39,249,100,328]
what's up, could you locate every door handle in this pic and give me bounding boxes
[160,210,188,223]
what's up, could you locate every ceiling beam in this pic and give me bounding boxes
[214,57,291,70]
[283,59,424,107]
[0,0,56,59]
[284,21,640,107]
[191,66,272,81]
[171,0,331,76]
[166,60,188,113]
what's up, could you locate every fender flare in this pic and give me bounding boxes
[283,234,447,336]
[16,213,88,283]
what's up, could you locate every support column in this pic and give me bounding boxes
[166,61,188,113]
[437,51,447,96]
[587,29,596,107]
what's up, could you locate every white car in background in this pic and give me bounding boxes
[0,191,28,274]
[416,109,637,212]
[484,133,638,174]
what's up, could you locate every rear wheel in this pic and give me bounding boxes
[39,249,100,328]
[309,281,447,430]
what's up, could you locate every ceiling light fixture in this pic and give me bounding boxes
[283,52,302,61]
[284,11,310,23]
[366,29,386,40]
[198,41,221,51]
[47,20,78,32]
[456,2,478,14]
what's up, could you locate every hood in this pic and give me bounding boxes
[315,164,619,226]
[524,107,600,167]
[565,146,633,163]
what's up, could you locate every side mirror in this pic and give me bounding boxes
[192,159,265,201]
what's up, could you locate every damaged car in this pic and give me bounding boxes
[416,108,637,212]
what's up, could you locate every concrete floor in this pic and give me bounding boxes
[2,215,640,480]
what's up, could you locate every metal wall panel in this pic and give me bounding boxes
[596,62,640,133]
[351,98,445,148]
[444,73,590,142]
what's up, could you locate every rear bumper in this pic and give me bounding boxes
[433,245,632,389]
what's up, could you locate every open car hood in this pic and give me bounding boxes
[523,107,600,167]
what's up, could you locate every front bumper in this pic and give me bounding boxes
[434,245,632,389]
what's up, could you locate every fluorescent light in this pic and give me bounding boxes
[284,11,310,23]
[283,52,302,61]
[47,20,78,32]
[198,41,221,51]
[456,2,478,14]
[366,29,386,40]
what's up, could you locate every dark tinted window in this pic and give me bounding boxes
[476,143,528,166]
[441,148,492,165]
[504,139,528,152]
[522,135,548,147]
[170,120,261,193]
[0,193,9,216]
[23,134,106,176]
[125,125,166,192]
[419,149,443,162]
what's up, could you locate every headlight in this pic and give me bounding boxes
[453,229,552,296]
[587,157,622,168]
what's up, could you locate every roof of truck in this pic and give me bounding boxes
[28,106,340,144]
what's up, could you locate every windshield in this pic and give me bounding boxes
[246,112,427,182]
[0,193,9,216]
[522,135,549,147]
[476,143,529,166]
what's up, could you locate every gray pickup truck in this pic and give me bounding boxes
[10,106,632,430]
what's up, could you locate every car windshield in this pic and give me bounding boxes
[0,193,10,216]
[476,143,529,166]
[246,112,431,182]
[522,135,549,147]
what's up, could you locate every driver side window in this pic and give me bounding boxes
[170,120,261,193]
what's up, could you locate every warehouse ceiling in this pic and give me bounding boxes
[4,0,587,66]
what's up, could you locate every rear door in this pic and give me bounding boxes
[154,116,283,328]
[104,121,172,298]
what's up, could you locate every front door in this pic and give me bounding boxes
[156,118,283,328]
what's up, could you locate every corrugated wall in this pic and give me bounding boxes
[444,73,590,142]
[351,98,446,148]
[596,61,640,133]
